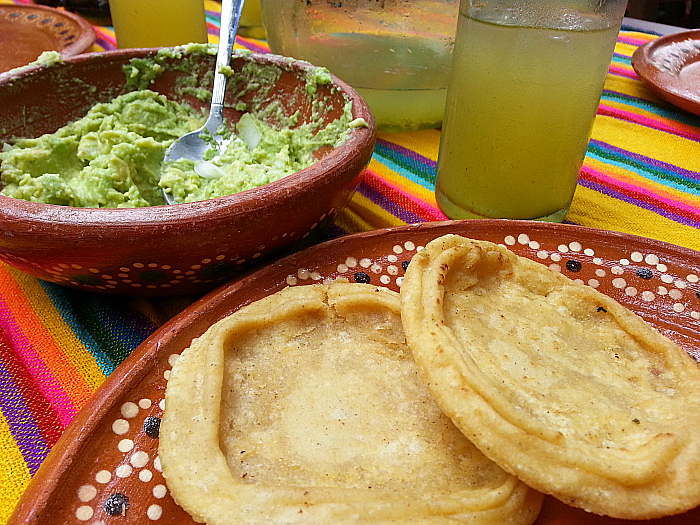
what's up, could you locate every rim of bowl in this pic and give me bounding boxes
[0,48,377,228]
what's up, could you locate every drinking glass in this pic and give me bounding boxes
[110,0,208,49]
[435,0,627,221]
[261,0,459,132]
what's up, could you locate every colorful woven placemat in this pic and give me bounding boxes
[0,1,699,523]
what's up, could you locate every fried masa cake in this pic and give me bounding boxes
[159,282,543,525]
[400,234,700,520]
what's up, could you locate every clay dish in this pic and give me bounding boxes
[0,47,376,296]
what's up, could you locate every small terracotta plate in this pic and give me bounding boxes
[0,3,95,73]
[9,220,700,525]
[631,29,700,117]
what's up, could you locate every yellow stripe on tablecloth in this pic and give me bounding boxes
[368,159,438,207]
[338,192,407,233]
[569,185,700,251]
[591,115,700,171]
[377,129,441,162]
[585,156,700,207]
[603,74,664,103]
[0,413,30,525]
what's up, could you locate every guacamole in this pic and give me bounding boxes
[0,55,366,207]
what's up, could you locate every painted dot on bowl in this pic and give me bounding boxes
[658,286,668,295]
[153,484,168,499]
[625,287,638,297]
[147,504,163,521]
[558,244,569,253]
[565,260,582,272]
[393,245,404,254]
[163,370,171,381]
[669,289,683,300]
[611,266,624,275]
[104,493,129,517]
[359,258,372,268]
[387,265,399,276]
[139,469,153,482]
[631,252,644,262]
[674,303,685,313]
[515,234,529,245]
[569,242,582,252]
[77,484,97,502]
[354,272,371,284]
[504,236,516,245]
[642,291,655,302]
[588,279,600,288]
[397,276,404,287]
[95,470,112,484]
[645,254,660,265]
[691,311,700,320]
[133,263,144,268]
[657,263,668,272]
[550,253,562,262]
[387,254,398,263]
[345,257,358,268]
[159,399,166,411]
[549,264,561,272]
[380,275,391,285]
[130,450,150,468]
[115,464,133,478]
[595,269,606,277]
[584,248,595,256]
[370,263,382,274]
[112,419,129,435]
[121,402,139,419]
[687,274,699,283]
[75,505,94,521]
[404,241,415,251]
[529,241,540,250]
[537,251,548,260]
[675,280,687,289]
[144,416,161,438]
[154,456,162,471]
[118,439,134,453]
[286,276,298,286]
[636,268,654,279]
[139,398,152,410]
[620,259,630,266]
[612,278,627,289]
[661,274,674,284]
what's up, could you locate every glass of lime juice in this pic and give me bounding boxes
[110,0,208,49]
[434,0,627,221]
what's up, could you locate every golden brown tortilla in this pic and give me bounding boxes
[159,282,542,525]
[400,234,700,519]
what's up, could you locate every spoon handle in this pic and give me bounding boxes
[211,0,245,116]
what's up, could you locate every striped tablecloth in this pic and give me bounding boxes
[0,1,699,523]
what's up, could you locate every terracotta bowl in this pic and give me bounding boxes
[0,47,376,296]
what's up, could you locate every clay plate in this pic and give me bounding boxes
[0,3,95,73]
[9,220,700,525]
[631,29,700,117]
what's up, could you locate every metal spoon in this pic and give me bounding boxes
[161,0,245,205]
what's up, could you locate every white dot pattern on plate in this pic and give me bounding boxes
[67,228,700,524]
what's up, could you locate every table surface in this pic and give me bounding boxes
[0,1,699,523]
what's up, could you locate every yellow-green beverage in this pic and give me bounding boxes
[435,6,621,221]
[110,0,208,49]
